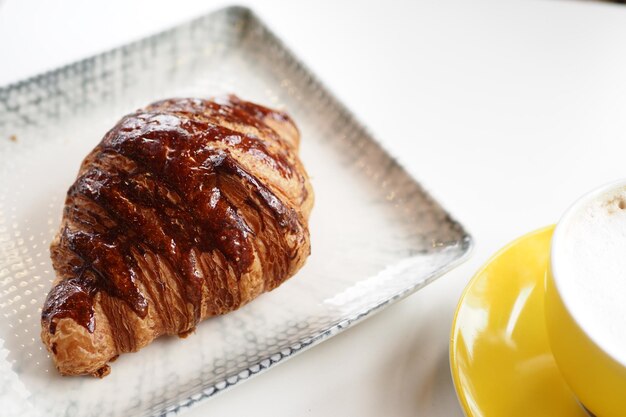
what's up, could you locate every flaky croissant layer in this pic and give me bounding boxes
[41,96,313,377]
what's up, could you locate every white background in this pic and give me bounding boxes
[2,0,626,415]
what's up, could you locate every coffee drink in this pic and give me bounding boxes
[553,185,626,364]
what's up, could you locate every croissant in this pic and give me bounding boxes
[41,96,313,377]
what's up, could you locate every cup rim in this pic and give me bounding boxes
[551,178,626,368]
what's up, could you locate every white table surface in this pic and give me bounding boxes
[3,0,626,415]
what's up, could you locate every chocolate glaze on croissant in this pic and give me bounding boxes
[41,96,313,377]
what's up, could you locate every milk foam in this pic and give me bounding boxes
[557,186,626,363]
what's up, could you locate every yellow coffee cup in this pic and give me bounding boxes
[546,180,626,416]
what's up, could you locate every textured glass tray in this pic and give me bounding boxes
[0,6,471,417]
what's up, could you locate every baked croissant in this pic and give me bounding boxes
[41,96,313,377]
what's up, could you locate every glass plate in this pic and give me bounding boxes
[0,6,471,417]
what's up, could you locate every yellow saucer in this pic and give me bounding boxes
[450,226,588,417]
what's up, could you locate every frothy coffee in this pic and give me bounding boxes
[554,185,626,363]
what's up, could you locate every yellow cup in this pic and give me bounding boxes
[546,181,626,416]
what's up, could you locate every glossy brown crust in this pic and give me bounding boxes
[41,96,313,376]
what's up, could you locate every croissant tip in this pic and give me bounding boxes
[92,365,111,378]
[177,327,196,339]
